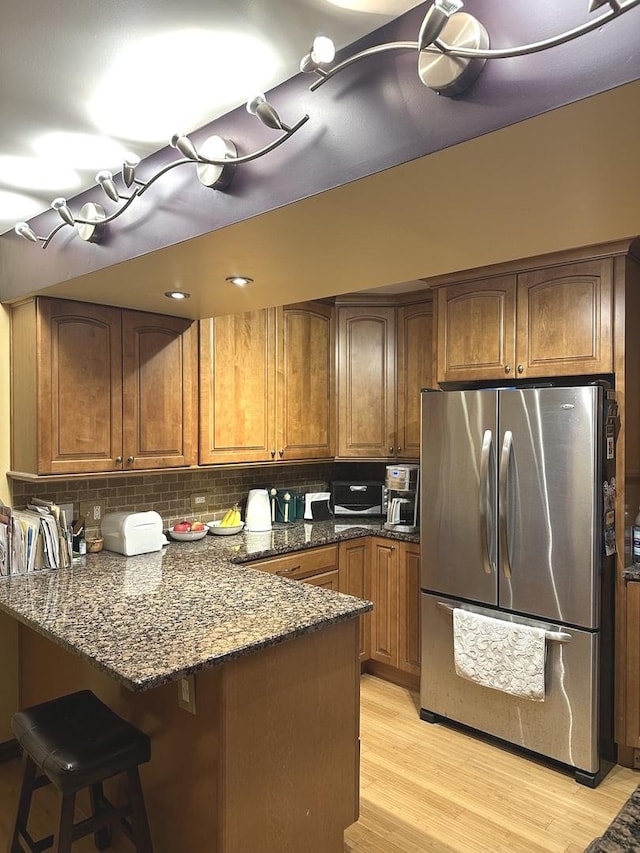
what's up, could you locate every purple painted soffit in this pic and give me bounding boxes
[1,0,639,299]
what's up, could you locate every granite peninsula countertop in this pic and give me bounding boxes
[0,520,417,692]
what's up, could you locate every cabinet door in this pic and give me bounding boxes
[122,311,197,469]
[516,259,613,377]
[276,302,335,461]
[397,300,433,460]
[337,307,396,458]
[369,539,398,667]
[436,275,517,383]
[199,310,276,464]
[36,299,123,474]
[625,582,640,747]
[398,543,421,676]
[339,539,371,662]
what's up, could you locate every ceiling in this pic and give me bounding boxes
[35,79,640,316]
[1,1,639,317]
[0,0,421,235]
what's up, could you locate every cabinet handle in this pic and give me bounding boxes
[389,446,394,454]
[127,456,135,464]
[517,364,524,374]
[279,448,284,458]
[504,365,511,374]
[397,446,402,453]
[271,449,276,459]
[115,456,123,465]
[277,565,300,575]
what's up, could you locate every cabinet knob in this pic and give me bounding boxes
[115,456,123,465]
[504,365,511,374]
[271,449,276,459]
[279,448,284,458]
[517,364,524,374]
[397,446,402,453]
[127,456,135,464]
[389,446,394,454]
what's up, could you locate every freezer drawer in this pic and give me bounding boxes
[420,593,599,775]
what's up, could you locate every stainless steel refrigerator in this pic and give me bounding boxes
[419,384,616,786]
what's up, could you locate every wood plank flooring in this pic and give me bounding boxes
[345,675,639,852]
[0,674,637,852]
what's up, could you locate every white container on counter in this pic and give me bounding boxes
[101,511,166,556]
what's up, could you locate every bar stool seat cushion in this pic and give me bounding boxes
[11,689,151,795]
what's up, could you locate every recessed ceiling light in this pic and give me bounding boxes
[164,290,190,300]
[226,276,253,286]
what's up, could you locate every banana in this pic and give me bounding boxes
[220,504,241,527]
[220,507,234,527]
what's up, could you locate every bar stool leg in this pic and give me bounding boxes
[126,766,153,853]
[7,751,37,853]
[89,781,112,851]
[53,792,76,853]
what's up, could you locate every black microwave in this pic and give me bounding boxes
[331,481,386,517]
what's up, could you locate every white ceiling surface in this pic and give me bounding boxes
[0,0,420,234]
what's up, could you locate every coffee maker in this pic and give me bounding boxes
[384,464,419,533]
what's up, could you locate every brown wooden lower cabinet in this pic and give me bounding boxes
[625,581,640,747]
[245,544,338,585]
[369,538,421,679]
[338,539,371,662]
[249,538,421,685]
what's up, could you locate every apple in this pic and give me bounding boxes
[173,521,191,532]
[191,522,205,531]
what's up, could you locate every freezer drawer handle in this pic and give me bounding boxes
[479,429,495,576]
[499,430,513,579]
[435,601,572,643]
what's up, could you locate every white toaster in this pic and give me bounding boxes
[101,511,166,556]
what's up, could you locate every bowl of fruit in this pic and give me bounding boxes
[208,504,244,536]
[167,520,208,541]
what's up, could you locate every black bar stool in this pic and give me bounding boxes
[7,689,153,853]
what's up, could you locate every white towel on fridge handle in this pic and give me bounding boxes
[452,608,547,702]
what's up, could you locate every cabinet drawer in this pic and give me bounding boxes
[247,545,338,580]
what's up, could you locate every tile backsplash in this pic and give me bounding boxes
[11,464,340,535]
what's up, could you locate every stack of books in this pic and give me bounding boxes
[0,498,72,576]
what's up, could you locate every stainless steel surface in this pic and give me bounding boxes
[385,464,420,532]
[417,13,489,96]
[421,593,599,774]
[498,386,601,628]
[421,385,602,627]
[498,429,513,580]
[420,389,498,603]
[479,429,494,576]
[435,600,572,643]
[420,384,607,779]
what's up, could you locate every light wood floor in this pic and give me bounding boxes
[346,675,639,852]
[0,675,637,852]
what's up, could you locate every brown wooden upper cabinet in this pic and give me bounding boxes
[10,297,197,475]
[199,301,334,465]
[435,258,613,383]
[336,298,433,460]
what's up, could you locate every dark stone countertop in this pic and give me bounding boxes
[585,785,640,852]
[623,566,640,582]
[0,520,417,692]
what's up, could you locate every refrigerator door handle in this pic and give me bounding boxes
[479,429,495,576]
[435,601,572,642]
[499,429,513,579]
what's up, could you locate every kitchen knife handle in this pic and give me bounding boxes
[479,429,494,575]
[499,430,513,579]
